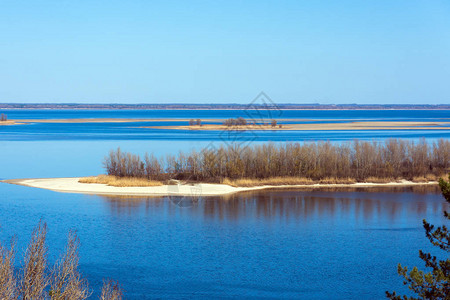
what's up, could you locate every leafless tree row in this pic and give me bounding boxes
[188,119,202,126]
[0,221,123,300]
[104,139,450,182]
[0,113,7,121]
[223,117,247,126]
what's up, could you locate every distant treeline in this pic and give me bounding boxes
[2,103,450,110]
[103,139,450,182]
[222,118,280,127]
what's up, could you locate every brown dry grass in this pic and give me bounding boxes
[318,177,357,184]
[79,175,163,187]
[222,177,314,187]
[411,174,444,183]
[412,176,428,183]
[80,174,440,188]
[222,176,438,187]
[363,176,397,183]
[425,173,446,182]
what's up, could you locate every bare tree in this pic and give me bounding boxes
[49,231,90,300]
[196,119,202,126]
[0,238,17,299]
[144,153,162,180]
[21,221,49,300]
[271,119,277,127]
[0,113,7,121]
[223,119,233,127]
[237,117,247,126]
[188,119,195,126]
[100,279,123,300]
[223,118,247,126]
[102,139,450,183]
[1,222,124,299]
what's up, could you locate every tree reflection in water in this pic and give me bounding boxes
[101,186,446,224]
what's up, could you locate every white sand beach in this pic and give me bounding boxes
[1,177,439,197]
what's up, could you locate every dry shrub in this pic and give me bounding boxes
[0,221,123,299]
[221,175,440,187]
[412,176,428,183]
[425,174,438,181]
[264,177,313,185]
[319,177,356,184]
[0,239,17,299]
[100,279,123,300]
[79,175,162,187]
[50,230,90,300]
[424,173,446,181]
[222,176,424,187]
[21,221,49,300]
[223,177,314,187]
[364,177,396,183]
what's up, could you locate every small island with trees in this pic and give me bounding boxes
[4,139,448,197]
[0,113,16,125]
[182,118,283,130]
[89,139,450,187]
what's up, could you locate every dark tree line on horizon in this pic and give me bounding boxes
[103,139,450,182]
[2,103,450,110]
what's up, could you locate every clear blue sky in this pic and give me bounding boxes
[1,0,449,104]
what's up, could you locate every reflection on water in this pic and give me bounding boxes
[103,186,445,223]
[92,186,449,298]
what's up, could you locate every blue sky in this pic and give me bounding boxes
[0,0,449,104]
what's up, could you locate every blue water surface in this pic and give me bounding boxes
[1,109,449,299]
[0,109,449,142]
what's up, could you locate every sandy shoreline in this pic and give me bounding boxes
[1,177,439,197]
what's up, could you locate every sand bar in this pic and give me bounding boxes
[4,117,365,123]
[0,120,25,125]
[5,118,219,124]
[144,121,450,131]
[1,177,438,197]
[3,118,450,130]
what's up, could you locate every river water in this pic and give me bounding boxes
[0,109,449,299]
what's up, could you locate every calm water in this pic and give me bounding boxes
[1,109,449,299]
[1,109,449,142]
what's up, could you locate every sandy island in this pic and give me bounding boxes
[3,118,450,130]
[1,118,217,124]
[0,120,25,125]
[1,177,438,197]
[143,121,450,131]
